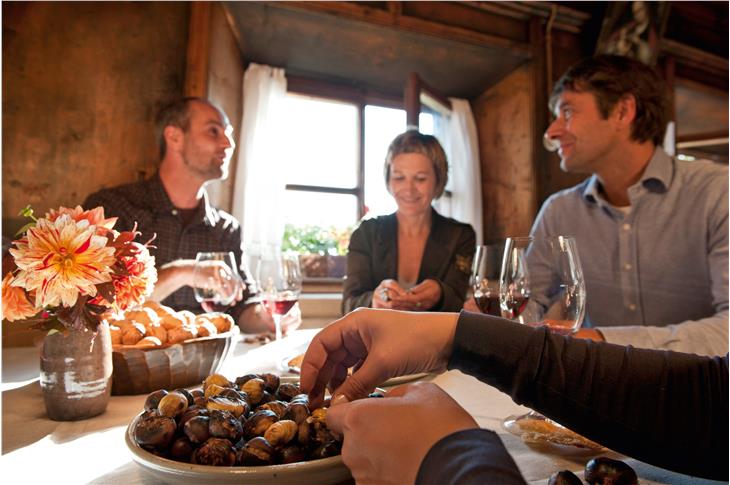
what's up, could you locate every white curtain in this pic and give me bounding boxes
[433,98,483,245]
[232,64,288,253]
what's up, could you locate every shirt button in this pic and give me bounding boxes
[622,223,631,231]
[628,303,637,311]
[171,209,178,216]
[624,263,632,270]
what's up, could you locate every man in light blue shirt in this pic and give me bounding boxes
[532,55,728,356]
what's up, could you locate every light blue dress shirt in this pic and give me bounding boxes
[530,148,728,356]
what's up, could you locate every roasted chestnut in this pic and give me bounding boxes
[263,420,298,447]
[275,383,301,402]
[259,400,288,419]
[169,436,195,462]
[203,373,233,390]
[241,378,265,405]
[174,388,195,406]
[309,440,341,460]
[243,409,278,440]
[278,444,306,464]
[207,395,248,418]
[584,457,638,485]
[283,401,309,424]
[259,391,276,405]
[144,389,168,412]
[209,409,243,442]
[260,373,280,393]
[134,413,177,450]
[235,373,260,388]
[236,436,275,466]
[158,391,189,418]
[177,406,208,432]
[192,437,236,466]
[548,470,583,485]
[183,415,211,444]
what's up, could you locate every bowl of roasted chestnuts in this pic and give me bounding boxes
[125,372,350,484]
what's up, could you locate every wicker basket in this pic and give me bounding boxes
[111,327,239,395]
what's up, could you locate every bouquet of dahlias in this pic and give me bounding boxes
[1,205,157,332]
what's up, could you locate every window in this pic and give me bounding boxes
[279,93,438,230]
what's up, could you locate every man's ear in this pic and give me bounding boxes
[163,125,184,151]
[613,94,637,127]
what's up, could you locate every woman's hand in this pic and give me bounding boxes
[390,279,442,311]
[372,279,407,309]
[300,308,459,407]
[326,382,479,485]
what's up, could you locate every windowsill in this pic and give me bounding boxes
[300,291,343,329]
[303,278,344,294]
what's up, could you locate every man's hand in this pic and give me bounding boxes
[326,382,479,485]
[463,297,480,312]
[300,308,459,407]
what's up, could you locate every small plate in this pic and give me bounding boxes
[503,413,606,451]
[126,413,351,485]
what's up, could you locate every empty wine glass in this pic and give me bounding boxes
[501,235,586,424]
[470,244,503,316]
[192,252,243,313]
[256,246,302,342]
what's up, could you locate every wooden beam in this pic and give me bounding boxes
[184,2,212,97]
[405,72,420,129]
[278,1,531,57]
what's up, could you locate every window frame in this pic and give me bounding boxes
[284,75,404,220]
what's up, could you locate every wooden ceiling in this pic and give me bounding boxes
[222,1,590,99]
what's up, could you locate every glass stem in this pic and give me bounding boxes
[273,315,282,341]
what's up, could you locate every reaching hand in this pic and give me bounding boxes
[326,382,479,485]
[300,308,459,407]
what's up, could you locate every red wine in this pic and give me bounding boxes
[264,297,298,316]
[201,299,231,313]
[474,294,501,316]
[502,295,529,319]
[528,319,575,335]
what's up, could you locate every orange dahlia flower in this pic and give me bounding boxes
[1,273,38,321]
[9,215,117,308]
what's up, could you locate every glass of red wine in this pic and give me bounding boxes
[501,235,585,424]
[192,251,243,313]
[471,244,503,316]
[256,247,302,342]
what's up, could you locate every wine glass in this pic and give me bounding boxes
[256,247,302,342]
[470,244,503,316]
[500,235,586,425]
[499,236,585,333]
[192,252,243,313]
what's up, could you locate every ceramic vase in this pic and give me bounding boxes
[39,320,112,421]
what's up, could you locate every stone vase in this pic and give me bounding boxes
[39,321,113,421]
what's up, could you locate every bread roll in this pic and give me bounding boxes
[110,325,123,346]
[135,336,162,348]
[124,307,160,326]
[122,322,147,345]
[195,316,218,337]
[206,312,234,333]
[145,322,168,344]
[159,312,187,331]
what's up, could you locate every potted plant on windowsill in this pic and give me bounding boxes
[282,224,351,279]
[1,205,156,421]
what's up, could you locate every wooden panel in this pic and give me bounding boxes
[205,2,245,212]
[2,2,189,237]
[185,2,212,97]
[472,65,537,243]
[675,79,729,137]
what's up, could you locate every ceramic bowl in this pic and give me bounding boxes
[126,413,352,485]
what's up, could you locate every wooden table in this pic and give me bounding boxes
[1,330,725,485]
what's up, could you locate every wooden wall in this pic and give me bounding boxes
[473,64,537,242]
[2,2,189,237]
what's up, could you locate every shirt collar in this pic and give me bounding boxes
[147,173,217,227]
[581,147,673,204]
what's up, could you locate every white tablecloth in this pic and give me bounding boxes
[1,331,725,485]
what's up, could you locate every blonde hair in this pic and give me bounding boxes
[383,131,448,199]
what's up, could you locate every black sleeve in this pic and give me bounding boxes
[83,189,135,232]
[417,429,526,485]
[434,225,476,312]
[341,224,375,314]
[448,311,729,481]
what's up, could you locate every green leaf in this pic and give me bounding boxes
[14,222,36,237]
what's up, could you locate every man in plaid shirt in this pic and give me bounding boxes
[85,97,300,333]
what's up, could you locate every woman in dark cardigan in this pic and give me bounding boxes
[342,131,476,314]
